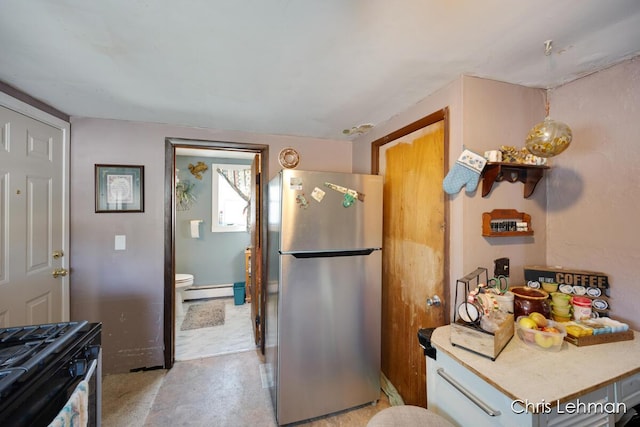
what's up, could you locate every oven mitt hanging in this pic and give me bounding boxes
[443,149,487,194]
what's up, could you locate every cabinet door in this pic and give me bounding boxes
[540,385,615,427]
[615,371,640,423]
[428,349,621,427]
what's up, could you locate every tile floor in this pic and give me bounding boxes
[175,297,256,361]
[103,297,391,426]
[145,350,390,427]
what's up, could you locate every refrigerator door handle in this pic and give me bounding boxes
[290,249,377,259]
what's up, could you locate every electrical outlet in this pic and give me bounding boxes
[494,257,509,277]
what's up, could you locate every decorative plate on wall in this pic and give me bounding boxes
[279,148,300,169]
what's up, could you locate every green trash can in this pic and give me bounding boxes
[233,282,245,305]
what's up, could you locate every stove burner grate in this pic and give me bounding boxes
[0,323,75,344]
[0,321,88,395]
[0,342,44,369]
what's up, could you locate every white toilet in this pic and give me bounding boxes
[175,274,194,316]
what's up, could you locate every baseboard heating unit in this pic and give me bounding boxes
[183,284,233,300]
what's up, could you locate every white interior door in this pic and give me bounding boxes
[0,103,69,327]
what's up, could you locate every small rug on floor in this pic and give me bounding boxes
[181,300,225,331]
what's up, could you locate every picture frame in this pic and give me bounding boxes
[95,164,144,213]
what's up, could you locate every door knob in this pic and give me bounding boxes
[52,268,68,278]
[426,295,442,307]
[52,250,64,259]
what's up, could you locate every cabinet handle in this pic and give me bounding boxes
[437,368,501,417]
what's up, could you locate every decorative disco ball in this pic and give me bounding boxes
[525,117,572,158]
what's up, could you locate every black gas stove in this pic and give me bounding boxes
[0,321,102,426]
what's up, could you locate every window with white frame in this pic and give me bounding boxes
[211,163,251,232]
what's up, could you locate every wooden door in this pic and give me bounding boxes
[249,154,264,351]
[373,110,449,407]
[0,105,68,327]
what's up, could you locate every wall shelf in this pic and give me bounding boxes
[482,209,533,237]
[481,162,549,198]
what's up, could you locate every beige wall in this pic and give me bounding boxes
[352,78,466,316]
[460,76,547,286]
[546,57,640,330]
[353,76,547,317]
[8,56,639,373]
[70,117,352,373]
[354,61,640,331]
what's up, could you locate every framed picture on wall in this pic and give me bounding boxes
[95,164,144,213]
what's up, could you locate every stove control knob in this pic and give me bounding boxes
[69,359,88,377]
[85,345,100,359]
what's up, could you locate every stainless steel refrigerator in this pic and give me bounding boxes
[266,169,383,425]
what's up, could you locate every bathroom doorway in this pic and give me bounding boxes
[164,138,269,369]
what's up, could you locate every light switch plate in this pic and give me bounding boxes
[115,235,126,250]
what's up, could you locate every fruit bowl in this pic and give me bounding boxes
[515,316,567,351]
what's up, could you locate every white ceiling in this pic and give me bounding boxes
[2,1,640,140]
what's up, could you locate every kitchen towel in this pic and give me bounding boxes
[48,379,88,427]
[190,220,201,238]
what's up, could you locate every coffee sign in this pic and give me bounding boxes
[524,265,609,291]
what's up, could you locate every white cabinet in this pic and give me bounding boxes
[540,386,615,427]
[427,350,621,427]
[427,349,530,426]
[615,371,640,423]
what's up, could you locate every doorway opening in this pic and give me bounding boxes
[164,138,269,369]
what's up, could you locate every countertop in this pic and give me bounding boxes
[431,325,640,406]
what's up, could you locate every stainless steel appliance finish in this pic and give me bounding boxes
[266,170,383,425]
